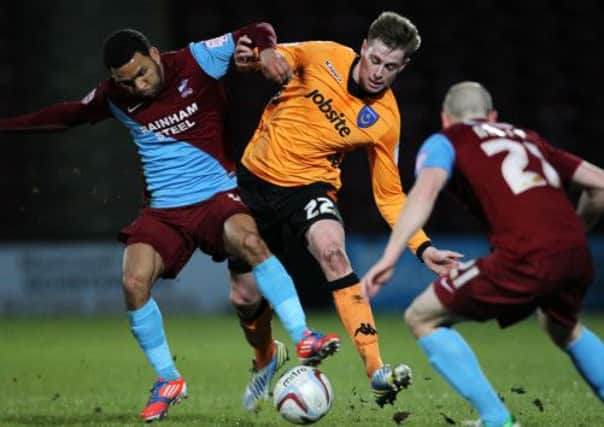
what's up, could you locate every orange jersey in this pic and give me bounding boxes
[241,41,429,252]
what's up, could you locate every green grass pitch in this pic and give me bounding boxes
[2,312,603,426]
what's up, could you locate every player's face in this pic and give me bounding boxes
[111,48,164,99]
[357,39,408,94]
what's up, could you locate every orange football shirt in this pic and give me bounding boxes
[241,41,429,252]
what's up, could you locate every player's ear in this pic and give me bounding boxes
[488,110,498,122]
[360,39,368,55]
[441,112,451,129]
[149,46,161,62]
[398,57,411,73]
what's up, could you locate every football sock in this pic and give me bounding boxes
[238,298,276,369]
[419,328,510,427]
[253,256,307,344]
[128,298,180,381]
[330,275,383,377]
[566,327,604,401]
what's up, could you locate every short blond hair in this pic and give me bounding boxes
[443,81,493,121]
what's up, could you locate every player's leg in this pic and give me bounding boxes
[407,269,514,427]
[538,312,604,401]
[122,243,187,421]
[123,242,177,378]
[230,267,277,368]
[230,268,289,410]
[224,212,308,344]
[537,246,604,402]
[230,179,340,365]
[119,214,194,422]
[306,218,411,406]
[306,219,385,374]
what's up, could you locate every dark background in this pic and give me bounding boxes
[1,0,603,241]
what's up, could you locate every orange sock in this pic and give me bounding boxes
[332,282,383,377]
[238,300,275,369]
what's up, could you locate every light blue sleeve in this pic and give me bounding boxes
[414,133,456,177]
[188,32,235,79]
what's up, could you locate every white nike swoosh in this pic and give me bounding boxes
[127,103,144,113]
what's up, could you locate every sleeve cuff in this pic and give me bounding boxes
[416,241,432,263]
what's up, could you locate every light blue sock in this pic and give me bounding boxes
[128,298,180,381]
[566,327,604,401]
[419,328,510,427]
[253,256,308,343]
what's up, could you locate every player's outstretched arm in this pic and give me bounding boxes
[362,167,450,299]
[572,160,604,230]
[0,96,107,132]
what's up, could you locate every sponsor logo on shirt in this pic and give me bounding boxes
[141,102,198,137]
[304,89,350,137]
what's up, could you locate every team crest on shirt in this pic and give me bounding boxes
[177,79,193,98]
[357,105,379,128]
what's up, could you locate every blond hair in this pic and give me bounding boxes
[443,81,494,121]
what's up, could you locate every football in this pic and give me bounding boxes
[273,365,333,425]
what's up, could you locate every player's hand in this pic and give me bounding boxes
[421,246,463,276]
[259,48,292,85]
[234,35,260,72]
[361,256,397,300]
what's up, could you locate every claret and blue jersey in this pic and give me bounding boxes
[415,119,586,256]
[0,23,278,209]
[415,132,456,177]
[93,33,239,208]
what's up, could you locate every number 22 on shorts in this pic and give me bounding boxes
[304,197,337,220]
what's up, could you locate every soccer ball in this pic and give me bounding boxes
[273,365,333,425]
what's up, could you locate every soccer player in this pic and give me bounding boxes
[363,81,604,426]
[0,25,341,421]
[233,11,462,406]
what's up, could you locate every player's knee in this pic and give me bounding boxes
[547,330,574,348]
[122,271,152,298]
[546,321,580,348]
[241,232,270,263]
[404,304,432,338]
[230,271,262,308]
[229,285,261,307]
[537,310,577,347]
[403,306,421,337]
[232,297,263,320]
[320,244,350,276]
